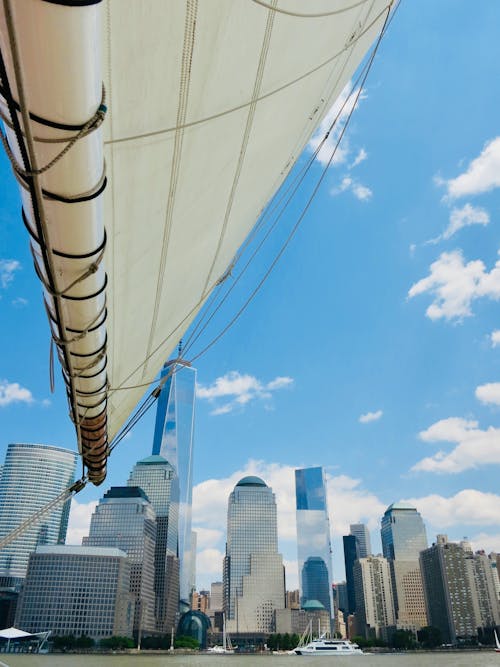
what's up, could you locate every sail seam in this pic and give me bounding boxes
[142,0,198,381]
[202,0,277,294]
[103,4,392,147]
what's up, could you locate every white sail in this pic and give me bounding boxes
[0,0,393,483]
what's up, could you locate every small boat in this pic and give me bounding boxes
[293,638,363,656]
[494,629,500,653]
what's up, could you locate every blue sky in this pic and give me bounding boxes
[1,0,500,591]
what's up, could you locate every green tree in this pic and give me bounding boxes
[100,636,135,650]
[417,626,442,649]
[174,635,199,649]
[391,629,416,650]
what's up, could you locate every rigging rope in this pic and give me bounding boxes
[250,0,371,18]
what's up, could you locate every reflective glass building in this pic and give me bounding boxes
[0,443,77,582]
[295,467,333,614]
[223,476,285,632]
[350,523,371,558]
[381,503,427,560]
[83,486,156,635]
[128,455,179,631]
[152,360,196,609]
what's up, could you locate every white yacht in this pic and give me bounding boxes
[294,638,363,656]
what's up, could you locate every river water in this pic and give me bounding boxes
[1,652,498,667]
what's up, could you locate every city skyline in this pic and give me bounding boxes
[1,0,500,593]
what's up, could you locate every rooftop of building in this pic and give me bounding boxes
[135,454,171,466]
[103,486,150,501]
[301,600,326,611]
[35,545,127,558]
[384,501,417,513]
[236,476,267,487]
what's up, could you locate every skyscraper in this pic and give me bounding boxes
[380,503,428,630]
[353,556,396,641]
[342,535,358,616]
[0,443,77,584]
[223,476,285,633]
[152,360,196,609]
[420,535,478,643]
[350,524,371,558]
[295,467,333,615]
[83,487,156,635]
[128,455,179,632]
[381,503,427,561]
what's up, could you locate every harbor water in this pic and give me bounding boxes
[1,653,499,667]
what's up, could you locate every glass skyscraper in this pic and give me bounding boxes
[295,467,333,615]
[223,476,285,632]
[350,523,371,558]
[152,360,196,609]
[128,455,179,631]
[0,443,77,583]
[83,486,156,635]
[381,503,428,630]
[381,503,428,560]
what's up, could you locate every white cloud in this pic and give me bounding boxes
[468,532,500,554]
[429,204,490,244]
[12,297,28,308]
[408,249,500,320]
[0,380,33,407]
[443,137,500,199]
[359,410,383,424]
[490,330,500,347]
[0,259,20,289]
[402,490,500,528]
[66,499,97,545]
[196,371,293,415]
[475,382,500,406]
[331,176,372,201]
[350,148,368,169]
[412,417,500,473]
[197,548,225,578]
[308,81,361,167]
[443,204,489,239]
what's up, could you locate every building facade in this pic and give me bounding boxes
[295,467,333,615]
[152,360,196,610]
[128,455,179,632]
[353,556,396,641]
[350,524,371,558]
[0,443,77,584]
[343,534,358,616]
[420,535,478,643]
[16,545,134,639]
[380,503,428,631]
[223,476,285,633]
[83,487,156,635]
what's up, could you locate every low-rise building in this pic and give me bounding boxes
[16,545,134,639]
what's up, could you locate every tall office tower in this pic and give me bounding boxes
[419,535,478,643]
[353,556,396,641]
[83,487,156,635]
[0,443,77,585]
[128,455,179,632]
[16,545,134,639]
[380,503,428,631]
[465,551,500,631]
[223,476,285,633]
[295,467,333,615]
[343,535,358,616]
[350,524,371,558]
[152,359,196,610]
